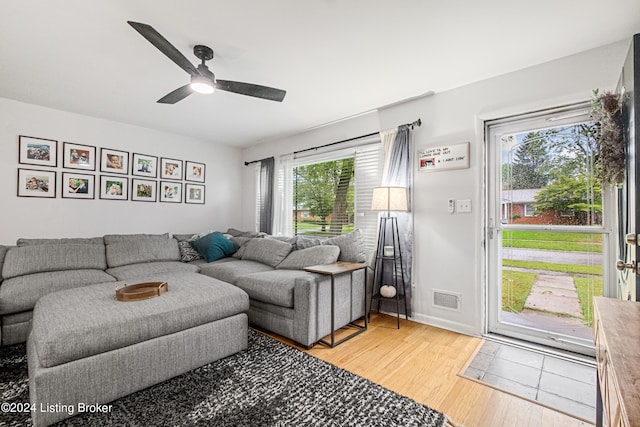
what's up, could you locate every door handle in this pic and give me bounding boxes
[616,259,636,271]
[626,233,637,245]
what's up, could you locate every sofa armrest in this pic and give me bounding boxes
[291,275,321,347]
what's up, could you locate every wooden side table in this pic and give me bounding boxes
[304,261,368,347]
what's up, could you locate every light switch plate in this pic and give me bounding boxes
[448,199,455,213]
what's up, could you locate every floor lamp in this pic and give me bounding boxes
[370,186,409,328]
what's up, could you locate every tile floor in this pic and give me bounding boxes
[463,340,597,422]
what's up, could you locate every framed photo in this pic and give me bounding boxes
[63,142,96,170]
[159,181,182,203]
[185,161,205,182]
[185,184,205,204]
[100,148,129,175]
[132,153,158,178]
[99,175,128,200]
[19,135,57,167]
[17,168,56,198]
[160,157,183,180]
[61,172,95,199]
[131,179,157,202]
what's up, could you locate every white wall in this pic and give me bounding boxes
[241,39,630,336]
[0,97,243,245]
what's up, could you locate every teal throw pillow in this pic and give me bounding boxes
[190,232,239,263]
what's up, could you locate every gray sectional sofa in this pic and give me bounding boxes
[0,229,371,426]
[0,229,371,348]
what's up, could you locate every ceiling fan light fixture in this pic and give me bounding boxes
[190,75,214,94]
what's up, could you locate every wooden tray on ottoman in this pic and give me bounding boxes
[116,281,168,302]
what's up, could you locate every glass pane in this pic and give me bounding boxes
[501,122,602,226]
[293,158,355,237]
[501,230,603,338]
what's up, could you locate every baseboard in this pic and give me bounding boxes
[408,312,481,337]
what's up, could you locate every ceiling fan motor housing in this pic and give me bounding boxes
[194,45,214,62]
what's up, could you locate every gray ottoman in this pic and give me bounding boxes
[28,273,249,426]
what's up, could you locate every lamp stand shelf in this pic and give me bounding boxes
[370,216,408,329]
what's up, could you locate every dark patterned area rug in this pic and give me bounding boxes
[1,330,457,426]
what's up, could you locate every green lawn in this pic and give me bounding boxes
[503,231,602,242]
[502,230,603,253]
[296,221,354,236]
[502,270,536,313]
[574,277,603,326]
[502,259,602,275]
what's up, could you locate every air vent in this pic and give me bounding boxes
[433,290,460,311]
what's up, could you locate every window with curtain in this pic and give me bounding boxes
[270,137,382,250]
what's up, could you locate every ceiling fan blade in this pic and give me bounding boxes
[157,84,194,104]
[215,80,286,102]
[128,21,199,77]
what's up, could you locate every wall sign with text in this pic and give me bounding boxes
[418,142,469,172]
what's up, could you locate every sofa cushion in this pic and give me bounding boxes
[231,236,252,259]
[31,273,250,368]
[241,238,292,268]
[276,245,340,270]
[0,245,10,280]
[106,261,200,281]
[172,233,196,242]
[0,269,116,315]
[16,237,104,246]
[199,259,273,284]
[296,237,322,250]
[2,244,107,279]
[190,232,239,263]
[323,229,367,263]
[104,233,180,268]
[226,228,265,238]
[234,270,319,308]
[265,235,298,245]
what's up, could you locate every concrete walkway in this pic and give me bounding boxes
[524,274,583,316]
[507,273,594,340]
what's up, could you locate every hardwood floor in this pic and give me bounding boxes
[266,313,593,427]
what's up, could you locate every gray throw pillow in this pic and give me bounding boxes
[323,229,367,263]
[276,245,340,270]
[231,236,253,259]
[296,237,322,250]
[242,238,292,268]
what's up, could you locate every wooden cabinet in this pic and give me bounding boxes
[593,297,640,427]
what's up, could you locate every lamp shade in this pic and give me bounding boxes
[371,186,408,211]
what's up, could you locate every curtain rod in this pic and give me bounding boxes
[244,118,421,165]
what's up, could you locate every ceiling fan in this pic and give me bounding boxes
[127,21,286,104]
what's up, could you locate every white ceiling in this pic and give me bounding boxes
[1,1,639,147]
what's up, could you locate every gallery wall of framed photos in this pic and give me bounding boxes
[17,135,206,204]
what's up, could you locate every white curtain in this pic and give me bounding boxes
[272,153,294,236]
[380,128,397,180]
